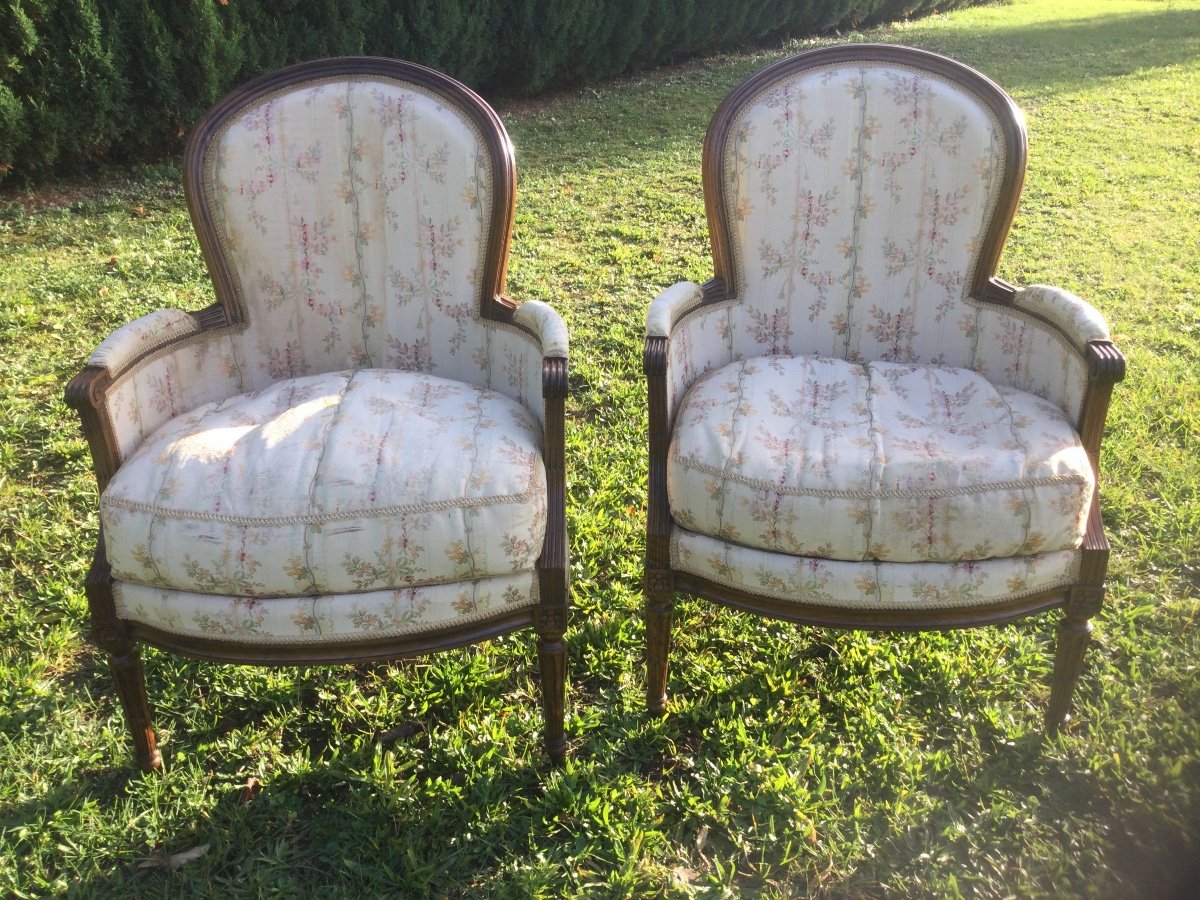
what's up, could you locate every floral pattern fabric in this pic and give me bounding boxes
[720,63,1009,368]
[102,369,547,597]
[668,355,1093,563]
[672,528,1080,610]
[114,572,538,644]
[95,75,566,466]
[89,309,200,375]
[201,76,549,400]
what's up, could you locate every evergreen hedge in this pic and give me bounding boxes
[0,0,988,183]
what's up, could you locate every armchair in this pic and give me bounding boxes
[67,58,569,769]
[644,45,1125,731]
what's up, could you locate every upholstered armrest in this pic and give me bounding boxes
[67,323,243,489]
[87,309,201,376]
[645,279,736,425]
[513,299,569,359]
[1011,285,1111,351]
[970,283,1124,472]
[646,281,706,338]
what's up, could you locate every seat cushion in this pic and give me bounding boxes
[668,355,1093,563]
[102,369,546,597]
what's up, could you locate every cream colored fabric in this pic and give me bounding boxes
[646,281,705,338]
[1013,285,1110,350]
[672,528,1080,610]
[668,355,1093,563]
[114,572,538,645]
[89,309,199,374]
[95,76,568,468]
[720,62,1009,366]
[514,299,569,358]
[102,369,546,597]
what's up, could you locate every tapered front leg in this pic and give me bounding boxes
[1045,585,1104,734]
[86,557,161,771]
[644,569,675,717]
[93,618,161,771]
[534,603,567,766]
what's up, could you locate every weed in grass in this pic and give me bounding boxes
[1,0,1198,895]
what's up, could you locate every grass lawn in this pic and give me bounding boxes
[1,0,1198,894]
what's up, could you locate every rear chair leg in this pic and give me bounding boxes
[644,569,675,717]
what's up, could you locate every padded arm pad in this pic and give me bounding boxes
[646,281,705,338]
[1012,285,1110,350]
[88,309,200,375]
[513,299,569,358]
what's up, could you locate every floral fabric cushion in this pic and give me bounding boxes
[113,573,538,645]
[672,529,1080,610]
[668,355,1093,563]
[102,369,546,597]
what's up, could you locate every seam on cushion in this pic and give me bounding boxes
[672,452,1085,500]
[104,461,541,527]
[303,371,356,592]
[862,361,881,560]
[995,386,1035,550]
[113,580,540,645]
[460,390,486,581]
[715,358,754,538]
[137,394,237,587]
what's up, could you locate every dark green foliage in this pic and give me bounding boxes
[0,0,991,182]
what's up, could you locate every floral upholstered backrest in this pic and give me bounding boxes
[186,59,539,400]
[707,45,1026,367]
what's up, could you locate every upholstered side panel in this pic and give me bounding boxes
[970,301,1095,423]
[673,529,1079,610]
[114,572,537,644]
[201,77,544,410]
[720,61,1009,367]
[101,332,245,461]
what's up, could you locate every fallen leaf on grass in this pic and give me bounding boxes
[136,844,210,871]
[238,777,261,805]
[671,866,699,885]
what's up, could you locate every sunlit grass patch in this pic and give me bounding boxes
[1,0,1197,895]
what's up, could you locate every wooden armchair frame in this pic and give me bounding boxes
[644,45,1125,731]
[67,58,568,770]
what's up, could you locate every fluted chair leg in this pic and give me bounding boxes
[1045,585,1103,734]
[110,643,162,771]
[644,570,674,716]
[535,606,567,766]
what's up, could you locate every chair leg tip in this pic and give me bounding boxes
[1044,709,1070,736]
[545,736,567,767]
[138,749,163,772]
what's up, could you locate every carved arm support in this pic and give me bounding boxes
[65,306,237,492]
[511,299,571,617]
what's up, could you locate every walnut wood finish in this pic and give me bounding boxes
[66,58,568,771]
[645,44,1125,732]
